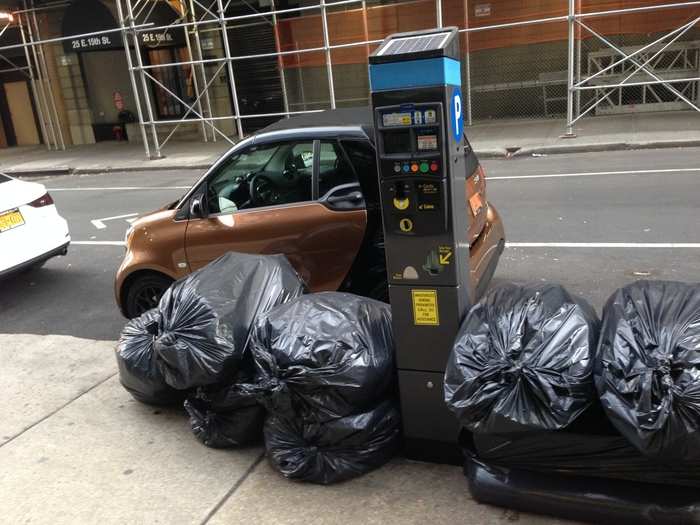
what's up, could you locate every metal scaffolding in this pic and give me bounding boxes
[0,1,66,150]
[0,0,698,157]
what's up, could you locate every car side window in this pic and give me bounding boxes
[318,141,359,198]
[206,141,314,215]
[340,140,379,206]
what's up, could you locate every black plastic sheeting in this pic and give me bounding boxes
[264,400,401,485]
[596,280,700,462]
[445,283,599,434]
[154,253,306,390]
[251,292,396,421]
[465,457,700,525]
[115,308,185,405]
[465,405,700,489]
[184,372,265,448]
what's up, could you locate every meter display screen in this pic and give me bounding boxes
[417,134,438,151]
[383,130,411,154]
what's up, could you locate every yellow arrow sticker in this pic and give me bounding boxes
[438,246,452,265]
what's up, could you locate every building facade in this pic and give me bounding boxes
[0,0,698,154]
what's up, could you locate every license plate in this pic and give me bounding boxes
[0,209,25,233]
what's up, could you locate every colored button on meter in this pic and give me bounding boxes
[399,218,414,232]
[402,164,410,173]
[430,162,439,172]
[410,163,419,173]
[419,162,429,173]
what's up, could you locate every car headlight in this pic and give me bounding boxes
[124,224,135,247]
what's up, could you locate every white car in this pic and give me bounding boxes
[0,173,70,276]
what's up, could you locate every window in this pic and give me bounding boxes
[147,47,192,118]
[340,140,379,206]
[206,141,314,215]
[318,141,359,197]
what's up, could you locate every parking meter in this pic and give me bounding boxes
[369,27,472,461]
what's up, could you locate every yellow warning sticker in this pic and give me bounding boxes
[411,289,440,326]
[438,245,452,265]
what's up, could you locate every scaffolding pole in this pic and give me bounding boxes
[29,1,65,150]
[16,15,50,149]
[180,0,208,141]
[320,0,336,109]
[215,0,244,139]
[21,10,59,149]
[565,0,576,136]
[189,0,216,141]
[121,0,163,158]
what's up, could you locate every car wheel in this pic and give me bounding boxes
[368,279,389,304]
[124,273,173,319]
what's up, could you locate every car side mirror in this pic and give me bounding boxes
[190,194,206,218]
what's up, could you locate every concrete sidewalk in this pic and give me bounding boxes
[0,111,698,176]
[0,333,575,525]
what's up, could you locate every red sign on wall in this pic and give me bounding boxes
[113,91,124,111]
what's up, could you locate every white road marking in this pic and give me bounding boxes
[91,213,139,230]
[507,242,700,248]
[490,167,700,181]
[48,186,189,191]
[72,241,126,246]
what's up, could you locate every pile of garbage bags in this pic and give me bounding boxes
[251,293,400,484]
[446,281,700,524]
[115,253,400,484]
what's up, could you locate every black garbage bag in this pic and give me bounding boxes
[250,292,395,422]
[184,374,265,448]
[445,283,599,434]
[154,252,306,390]
[465,456,700,525]
[463,402,700,488]
[115,308,185,405]
[595,280,700,462]
[264,399,401,484]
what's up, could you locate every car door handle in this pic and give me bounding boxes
[327,191,363,204]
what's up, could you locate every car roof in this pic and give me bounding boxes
[255,107,375,143]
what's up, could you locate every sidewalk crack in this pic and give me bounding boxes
[200,451,266,525]
[0,372,117,449]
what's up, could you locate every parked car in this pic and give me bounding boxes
[115,108,505,318]
[0,174,70,276]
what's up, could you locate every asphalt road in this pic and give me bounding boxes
[1,147,699,340]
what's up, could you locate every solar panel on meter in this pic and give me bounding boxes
[376,32,451,56]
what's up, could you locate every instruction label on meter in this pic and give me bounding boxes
[411,289,440,326]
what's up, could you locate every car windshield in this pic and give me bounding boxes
[0,174,11,183]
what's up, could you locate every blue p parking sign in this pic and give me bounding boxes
[451,88,463,143]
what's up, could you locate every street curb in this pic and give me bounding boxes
[4,139,700,176]
[6,163,213,178]
[476,139,700,159]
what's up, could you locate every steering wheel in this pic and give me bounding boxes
[250,173,281,206]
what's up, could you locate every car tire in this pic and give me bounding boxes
[124,273,173,319]
[368,279,389,304]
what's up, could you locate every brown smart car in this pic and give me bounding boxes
[115,108,505,318]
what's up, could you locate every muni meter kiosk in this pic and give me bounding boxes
[369,27,473,458]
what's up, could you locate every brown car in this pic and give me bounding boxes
[115,109,505,318]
